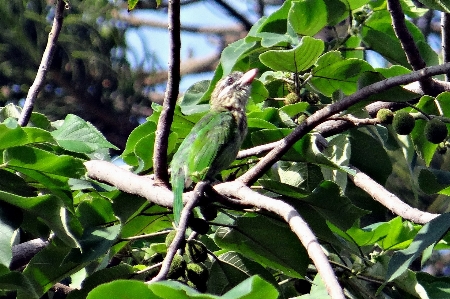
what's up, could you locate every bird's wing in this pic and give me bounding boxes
[170,111,237,225]
[187,111,239,182]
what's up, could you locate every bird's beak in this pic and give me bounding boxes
[237,68,258,87]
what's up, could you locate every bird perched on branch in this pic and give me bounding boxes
[170,69,258,225]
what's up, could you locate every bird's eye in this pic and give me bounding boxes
[226,77,234,85]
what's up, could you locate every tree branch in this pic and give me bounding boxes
[18,0,65,126]
[238,63,450,186]
[349,167,438,224]
[153,0,181,186]
[149,182,206,282]
[212,0,253,31]
[442,13,450,81]
[386,0,434,92]
[214,181,345,299]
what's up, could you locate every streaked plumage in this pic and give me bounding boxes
[170,69,258,225]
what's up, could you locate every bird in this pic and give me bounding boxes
[170,68,258,225]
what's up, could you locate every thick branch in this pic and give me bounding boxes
[238,63,450,186]
[18,0,65,126]
[349,168,438,224]
[213,181,345,299]
[153,0,181,186]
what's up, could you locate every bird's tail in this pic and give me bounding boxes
[171,171,185,226]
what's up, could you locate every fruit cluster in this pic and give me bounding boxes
[376,109,449,144]
[165,231,209,292]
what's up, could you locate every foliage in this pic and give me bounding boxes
[3,0,450,298]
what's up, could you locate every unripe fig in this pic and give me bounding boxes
[392,111,415,135]
[424,118,448,144]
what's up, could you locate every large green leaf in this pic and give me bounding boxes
[3,146,85,178]
[259,37,324,72]
[0,191,79,248]
[0,202,22,268]
[349,129,392,185]
[310,53,373,96]
[0,122,54,150]
[20,245,87,299]
[214,215,309,278]
[386,213,450,282]
[361,11,437,67]
[208,251,279,295]
[0,271,38,299]
[51,114,118,154]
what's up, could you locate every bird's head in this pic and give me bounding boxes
[210,69,258,112]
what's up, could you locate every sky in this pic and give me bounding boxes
[125,0,259,91]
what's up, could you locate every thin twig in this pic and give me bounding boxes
[18,0,65,126]
[212,0,253,31]
[153,0,181,186]
[149,182,206,282]
[238,62,450,186]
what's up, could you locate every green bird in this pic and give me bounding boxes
[170,69,258,225]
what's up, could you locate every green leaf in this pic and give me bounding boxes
[298,274,331,298]
[247,118,278,129]
[361,11,436,67]
[67,265,136,299]
[0,191,79,248]
[87,280,155,299]
[386,213,450,282]
[0,271,38,299]
[21,244,86,298]
[288,0,328,36]
[221,40,258,76]
[214,215,309,278]
[64,225,121,264]
[418,168,450,195]
[0,123,54,150]
[51,114,118,154]
[415,0,450,12]
[279,102,310,117]
[222,275,279,299]
[300,181,368,230]
[357,71,419,102]
[208,252,279,295]
[260,36,324,72]
[121,121,156,166]
[349,129,392,185]
[0,202,22,268]
[417,272,450,298]
[310,54,373,96]
[410,96,440,165]
[259,179,310,198]
[179,80,211,114]
[3,146,86,178]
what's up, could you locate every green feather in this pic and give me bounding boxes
[170,69,257,226]
[170,110,242,225]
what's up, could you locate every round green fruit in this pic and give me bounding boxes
[376,108,394,124]
[165,230,177,248]
[185,240,208,263]
[186,262,209,288]
[167,254,186,279]
[392,111,415,135]
[188,218,210,235]
[424,118,448,144]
